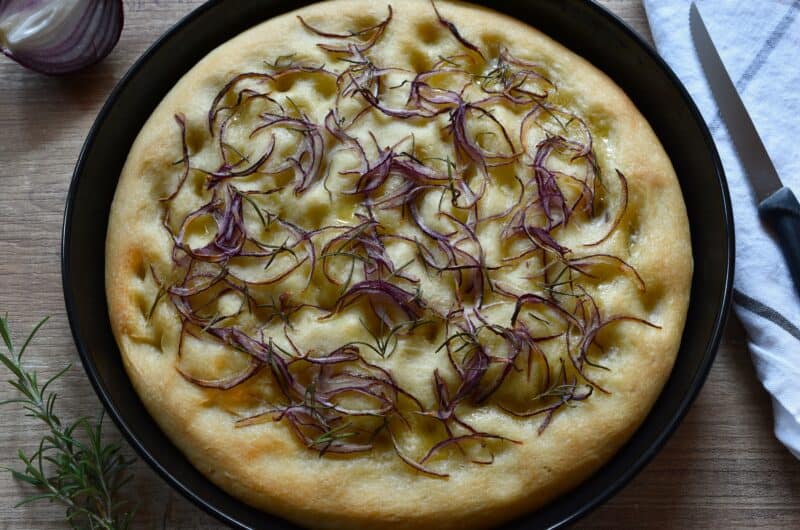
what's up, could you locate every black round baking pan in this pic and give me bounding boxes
[62,1,734,528]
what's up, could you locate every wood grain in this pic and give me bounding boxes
[0,1,797,528]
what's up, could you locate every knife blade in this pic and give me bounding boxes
[690,2,800,294]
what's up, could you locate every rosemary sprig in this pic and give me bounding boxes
[0,315,136,529]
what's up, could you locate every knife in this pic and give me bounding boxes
[690,3,800,294]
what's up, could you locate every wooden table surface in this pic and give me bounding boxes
[1,1,799,528]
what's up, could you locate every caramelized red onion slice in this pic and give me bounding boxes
[520,105,600,230]
[521,104,594,158]
[430,0,485,61]
[347,146,394,194]
[450,341,490,404]
[205,135,276,188]
[176,358,261,390]
[477,48,555,103]
[356,82,438,119]
[419,432,515,465]
[251,112,325,194]
[331,280,426,327]
[208,72,275,133]
[583,169,629,246]
[344,146,452,196]
[0,0,123,75]
[524,225,570,256]
[216,90,279,165]
[324,109,368,172]
[531,136,572,230]
[450,102,519,171]
[320,217,414,284]
[255,403,374,455]
[160,114,191,202]
[174,187,246,263]
[500,359,593,434]
[297,5,393,54]
[336,48,404,101]
[511,293,581,328]
[473,324,533,403]
[208,66,335,133]
[407,69,469,113]
[567,253,646,291]
[390,430,449,478]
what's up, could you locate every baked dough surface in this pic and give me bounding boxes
[106,1,692,528]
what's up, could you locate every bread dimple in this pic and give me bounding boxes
[105,1,692,528]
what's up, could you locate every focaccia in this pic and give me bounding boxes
[106,1,692,528]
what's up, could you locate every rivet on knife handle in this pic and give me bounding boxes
[759,187,800,295]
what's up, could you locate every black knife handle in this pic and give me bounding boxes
[759,187,800,295]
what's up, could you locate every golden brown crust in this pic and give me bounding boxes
[106,1,692,528]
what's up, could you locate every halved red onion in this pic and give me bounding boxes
[0,0,123,75]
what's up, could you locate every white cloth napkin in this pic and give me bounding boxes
[642,0,800,458]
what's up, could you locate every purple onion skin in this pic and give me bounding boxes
[0,0,124,75]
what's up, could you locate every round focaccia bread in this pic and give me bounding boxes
[106,1,692,528]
